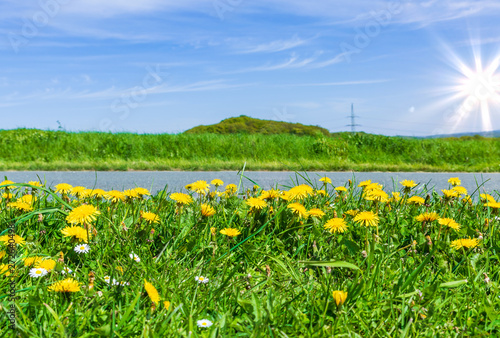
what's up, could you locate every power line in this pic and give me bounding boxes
[346,103,360,132]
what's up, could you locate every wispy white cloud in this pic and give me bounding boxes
[236,36,308,54]
[285,79,392,87]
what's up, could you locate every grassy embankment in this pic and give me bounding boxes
[0,128,499,171]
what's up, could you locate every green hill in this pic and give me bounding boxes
[183,115,330,136]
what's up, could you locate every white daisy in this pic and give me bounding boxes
[61,267,73,275]
[74,244,90,254]
[103,276,111,284]
[197,319,213,328]
[129,253,140,262]
[29,267,48,278]
[195,276,209,284]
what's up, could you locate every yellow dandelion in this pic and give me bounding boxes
[452,186,468,196]
[0,235,25,246]
[441,189,458,198]
[344,209,359,217]
[279,191,292,201]
[70,186,87,197]
[124,189,140,199]
[451,238,479,250]
[308,208,326,218]
[19,195,35,204]
[0,180,15,189]
[48,278,81,292]
[364,189,389,202]
[201,204,216,217]
[141,211,160,224]
[36,259,56,272]
[260,189,281,201]
[485,201,500,209]
[133,187,151,197]
[319,177,332,184]
[90,189,107,198]
[211,179,224,187]
[480,194,496,203]
[24,256,44,266]
[335,186,347,192]
[324,218,348,233]
[190,180,210,195]
[7,201,33,212]
[55,183,73,194]
[353,211,379,227]
[28,181,42,187]
[287,203,309,219]
[288,184,314,200]
[400,180,417,188]
[0,250,5,259]
[316,189,328,196]
[407,196,425,205]
[246,197,267,210]
[358,180,371,187]
[220,228,241,237]
[438,218,461,231]
[391,192,401,202]
[170,192,193,205]
[331,290,348,306]
[144,280,160,305]
[66,205,101,225]
[163,301,171,310]
[225,184,237,194]
[105,190,125,202]
[61,226,89,242]
[448,177,461,186]
[364,183,383,191]
[415,212,440,222]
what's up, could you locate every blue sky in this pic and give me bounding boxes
[1,0,500,136]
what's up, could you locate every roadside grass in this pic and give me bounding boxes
[0,129,499,171]
[0,174,499,336]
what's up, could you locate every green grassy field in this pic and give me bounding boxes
[0,128,499,171]
[1,175,499,336]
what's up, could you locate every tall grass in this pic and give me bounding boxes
[0,129,499,171]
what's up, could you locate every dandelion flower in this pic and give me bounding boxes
[246,197,267,210]
[287,203,309,219]
[48,278,81,292]
[197,319,213,328]
[407,196,425,205]
[364,183,383,191]
[358,180,371,187]
[452,186,468,196]
[164,301,171,310]
[0,251,5,259]
[288,185,313,200]
[129,253,141,262]
[133,187,151,197]
[190,180,210,195]
[324,218,348,233]
[335,186,347,192]
[308,208,326,218]
[61,226,89,242]
[391,192,401,202]
[438,218,461,231]
[141,211,160,224]
[448,177,461,186]
[451,238,479,250]
[1,180,15,189]
[201,204,216,217]
[170,192,193,205]
[353,211,379,227]
[0,235,25,246]
[480,194,496,203]
[260,189,281,201]
[211,179,224,187]
[415,212,440,222]
[144,280,160,305]
[442,189,458,199]
[24,256,44,267]
[225,184,237,194]
[400,180,417,188]
[36,259,56,272]
[124,189,140,199]
[7,201,33,212]
[29,267,48,278]
[485,201,500,209]
[319,177,332,184]
[66,205,101,225]
[195,276,209,284]
[74,244,90,254]
[219,228,241,237]
[105,190,125,202]
[70,186,87,198]
[55,183,73,194]
[331,290,348,306]
[344,209,359,217]
[0,264,11,276]
[364,189,389,202]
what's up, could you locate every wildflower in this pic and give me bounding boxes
[2,192,13,199]
[358,180,371,187]
[400,180,417,188]
[407,196,425,205]
[201,204,216,217]
[197,319,213,328]
[287,203,309,219]
[129,253,141,262]
[485,201,500,209]
[48,278,81,292]
[170,192,193,205]
[353,211,379,227]
[438,218,461,231]
[319,177,332,184]
[29,267,48,278]
[308,208,326,218]
[288,185,313,200]
[105,190,125,202]
[391,192,401,202]
[66,205,101,225]
[210,227,217,235]
[124,189,140,199]
[364,183,383,192]
[452,186,468,196]
[195,276,209,284]
[36,259,56,272]
[141,211,160,224]
[335,186,347,192]
[55,183,73,194]
[70,186,87,198]
[316,189,328,196]
[260,189,281,201]
[61,267,73,275]
[415,212,440,222]
[364,189,389,202]
[246,197,267,210]
[451,238,479,250]
[133,187,151,197]
[103,276,111,283]
[24,256,43,266]
[189,180,210,195]
[1,180,15,189]
[324,218,348,233]
[462,195,472,204]
[480,194,496,203]
[61,226,89,242]
[331,290,348,306]
[442,189,458,199]
[28,181,42,187]
[74,244,90,254]
[144,280,160,305]
[7,201,33,212]
[0,235,25,246]
[0,264,11,276]
[448,177,461,186]
[220,228,241,237]
[344,209,359,217]
[225,184,237,195]
[211,179,224,187]
[0,251,5,259]
[164,301,171,310]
